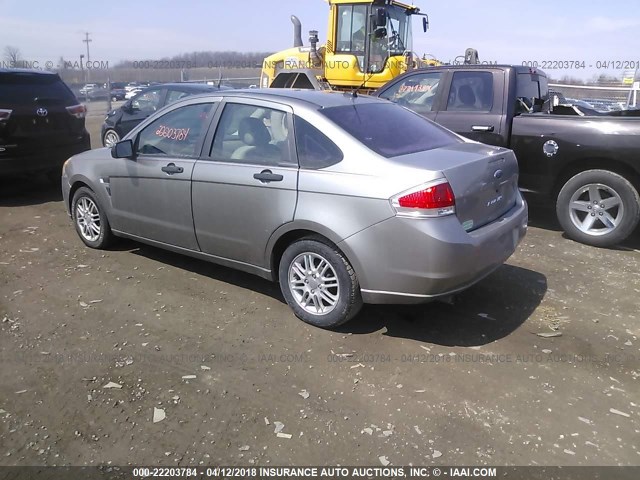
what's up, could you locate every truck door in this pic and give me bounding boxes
[435,70,507,147]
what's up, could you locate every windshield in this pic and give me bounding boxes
[321,103,461,158]
[385,6,413,56]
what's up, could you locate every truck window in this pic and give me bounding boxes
[516,73,549,113]
[337,4,368,53]
[378,72,443,114]
[445,71,493,112]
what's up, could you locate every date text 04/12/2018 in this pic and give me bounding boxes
[521,60,639,70]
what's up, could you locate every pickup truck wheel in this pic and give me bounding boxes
[279,237,363,329]
[557,170,640,247]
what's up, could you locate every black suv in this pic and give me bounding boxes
[0,69,91,178]
[101,83,231,147]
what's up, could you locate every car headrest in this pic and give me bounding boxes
[458,85,476,106]
[238,117,271,146]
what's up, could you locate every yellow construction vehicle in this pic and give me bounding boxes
[261,0,443,92]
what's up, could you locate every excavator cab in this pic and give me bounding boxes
[261,0,433,92]
[325,1,423,88]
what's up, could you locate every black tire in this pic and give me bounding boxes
[556,169,640,247]
[71,187,114,249]
[278,237,363,328]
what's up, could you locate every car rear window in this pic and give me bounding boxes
[320,103,461,158]
[0,72,76,105]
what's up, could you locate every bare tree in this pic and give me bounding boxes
[4,45,23,66]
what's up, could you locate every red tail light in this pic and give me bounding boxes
[391,181,456,218]
[0,109,12,121]
[66,104,86,119]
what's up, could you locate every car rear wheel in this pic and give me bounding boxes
[279,238,363,328]
[556,170,640,247]
[103,129,120,148]
[72,187,114,249]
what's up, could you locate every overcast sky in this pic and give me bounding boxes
[1,0,639,79]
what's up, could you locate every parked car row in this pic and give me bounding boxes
[2,66,638,329]
[101,82,231,147]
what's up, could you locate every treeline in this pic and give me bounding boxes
[114,51,274,69]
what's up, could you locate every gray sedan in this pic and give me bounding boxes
[62,90,528,328]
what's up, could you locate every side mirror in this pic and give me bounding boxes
[375,8,386,27]
[121,101,133,113]
[423,16,429,33]
[373,26,387,39]
[111,139,135,159]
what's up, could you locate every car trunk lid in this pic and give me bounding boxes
[391,142,520,231]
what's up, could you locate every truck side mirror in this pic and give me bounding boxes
[423,16,429,33]
[375,8,386,27]
[373,27,387,39]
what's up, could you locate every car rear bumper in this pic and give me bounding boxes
[0,135,91,177]
[339,193,528,304]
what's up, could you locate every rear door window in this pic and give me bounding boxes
[210,103,294,166]
[294,116,343,169]
[516,73,549,112]
[445,71,494,112]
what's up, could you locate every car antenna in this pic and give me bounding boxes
[348,71,376,98]
[217,67,223,89]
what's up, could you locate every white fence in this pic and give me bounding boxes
[550,83,639,108]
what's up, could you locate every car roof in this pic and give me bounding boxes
[157,83,222,90]
[194,88,388,110]
[0,68,58,76]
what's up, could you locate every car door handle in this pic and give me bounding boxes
[253,169,283,183]
[471,125,495,132]
[161,163,183,175]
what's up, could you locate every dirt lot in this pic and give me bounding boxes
[0,118,639,469]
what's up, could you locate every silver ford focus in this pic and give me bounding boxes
[62,90,528,328]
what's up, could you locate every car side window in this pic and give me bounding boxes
[445,71,493,112]
[210,103,294,166]
[136,103,214,158]
[378,72,443,114]
[131,89,164,113]
[166,90,192,105]
[294,116,343,169]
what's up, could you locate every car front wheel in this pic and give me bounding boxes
[103,129,120,148]
[279,238,363,328]
[71,187,114,249]
[557,169,640,247]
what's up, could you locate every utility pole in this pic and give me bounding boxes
[83,32,92,82]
